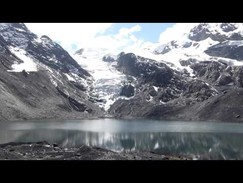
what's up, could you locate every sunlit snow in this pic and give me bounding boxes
[8,46,37,72]
[73,49,127,111]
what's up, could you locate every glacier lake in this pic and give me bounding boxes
[1,118,243,160]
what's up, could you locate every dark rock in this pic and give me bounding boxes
[56,86,91,112]
[148,87,157,97]
[102,55,115,62]
[236,115,240,118]
[75,48,84,55]
[217,74,233,86]
[229,33,243,40]
[190,61,227,83]
[70,81,86,91]
[220,23,238,32]
[183,42,192,48]
[116,53,185,88]
[22,70,28,78]
[233,67,243,87]
[85,108,93,113]
[184,80,217,101]
[53,143,58,147]
[155,45,171,54]
[189,23,227,42]
[205,41,243,61]
[180,58,197,67]
[76,153,81,156]
[120,84,134,97]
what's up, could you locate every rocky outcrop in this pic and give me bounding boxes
[189,23,228,42]
[116,53,186,89]
[183,80,218,101]
[205,41,243,61]
[102,55,115,62]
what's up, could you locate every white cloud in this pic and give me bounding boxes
[28,23,199,58]
[118,24,141,37]
[158,23,199,44]
[26,23,113,53]
[26,23,201,60]
[26,23,145,55]
[86,24,142,54]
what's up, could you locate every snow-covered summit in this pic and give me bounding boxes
[0,23,92,92]
[130,23,243,73]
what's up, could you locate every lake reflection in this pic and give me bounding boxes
[1,119,243,159]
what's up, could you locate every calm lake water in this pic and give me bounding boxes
[1,119,243,160]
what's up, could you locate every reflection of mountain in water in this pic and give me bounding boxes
[3,130,243,160]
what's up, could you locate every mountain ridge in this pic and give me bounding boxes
[0,23,104,121]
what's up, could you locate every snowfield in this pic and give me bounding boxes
[73,49,127,110]
[8,46,38,72]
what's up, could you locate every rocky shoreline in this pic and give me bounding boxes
[0,141,189,160]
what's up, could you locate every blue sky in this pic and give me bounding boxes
[102,23,174,42]
[26,23,175,54]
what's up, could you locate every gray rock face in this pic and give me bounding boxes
[190,61,227,83]
[180,58,197,66]
[205,41,243,61]
[116,53,186,88]
[183,80,217,101]
[217,74,233,86]
[220,23,238,32]
[189,23,230,42]
[102,55,115,62]
[233,67,243,87]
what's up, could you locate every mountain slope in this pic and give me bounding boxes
[0,23,104,121]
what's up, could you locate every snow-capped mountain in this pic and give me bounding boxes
[132,23,243,74]
[68,23,243,121]
[108,23,243,122]
[0,23,103,121]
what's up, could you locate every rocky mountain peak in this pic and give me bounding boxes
[74,48,84,55]
[0,23,29,32]
[188,23,243,42]
[40,35,53,42]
